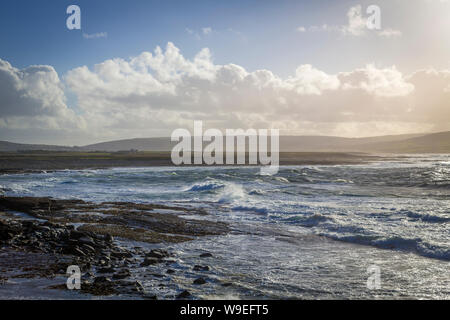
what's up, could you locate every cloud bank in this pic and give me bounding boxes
[0,59,84,143]
[1,43,449,144]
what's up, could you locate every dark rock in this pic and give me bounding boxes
[0,229,14,241]
[132,280,144,292]
[42,221,59,228]
[94,276,111,284]
[199,252,213,258]
[21,221,35,229]
[111,250,132,259]
[151,273,164,278]
[0,221,20,241]
[112,269,131,280]
[81,281,116,296]
[193,265,210,271]
[177,290,191,299]
[166,269,175,274]
[63,246,86,257]
[78,236,95,246]
[146,249,170,259]
[69,230,85,240]
[221,282,232,287]
[98,266,115,274]
[0,197,50,214]
[82,272,95,280]
[193,277,207,285]
[81,244,96,254]
[37,225,51,232]
[140,257,160,267]
[105,234,114,243]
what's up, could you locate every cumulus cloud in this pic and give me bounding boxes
[0,59,68,117]
[1,43,450,144]
[0,59,84,144]
[339,65,414,97]
[63,43,449,139]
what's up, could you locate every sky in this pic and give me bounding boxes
[1,0,450,145]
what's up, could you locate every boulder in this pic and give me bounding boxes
[193,277,207,285]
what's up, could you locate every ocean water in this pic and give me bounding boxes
[0,155,449,299]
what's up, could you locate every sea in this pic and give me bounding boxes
[0,154,449,299]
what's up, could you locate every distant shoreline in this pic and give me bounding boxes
[0,151,385,175]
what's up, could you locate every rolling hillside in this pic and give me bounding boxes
[1,131,449,153]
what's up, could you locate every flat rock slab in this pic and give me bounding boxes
[0,196,229,243]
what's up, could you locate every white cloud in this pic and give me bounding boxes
[185,27,213,39]
[0,59,67,117]
[202,27,212,35]
[342,5,367,36]
[1,43,450,144]
[0,59,84,144]
[63,43,448,139]
[287,65,340,95]
[339,64,414,97]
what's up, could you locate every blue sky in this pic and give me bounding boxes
[2,0,446,76]
[1,0,450,144]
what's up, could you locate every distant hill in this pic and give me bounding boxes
[0,141,77,152]
[358,131,450,153]
[82,137,171,152]
[1,131,449,154]
[276,133,424,152]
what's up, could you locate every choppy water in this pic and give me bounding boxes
[0,155,449,299]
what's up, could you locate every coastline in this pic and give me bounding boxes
[1,193,448,299]
[0,151,384,175]
[0,196,229,299]
[1,155,448,299]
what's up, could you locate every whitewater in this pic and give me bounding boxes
[0,154,449,299]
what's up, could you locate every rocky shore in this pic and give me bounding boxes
[0,196,229,299]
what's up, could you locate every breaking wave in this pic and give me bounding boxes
[185,180,225,192]
[325,234,450,261]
